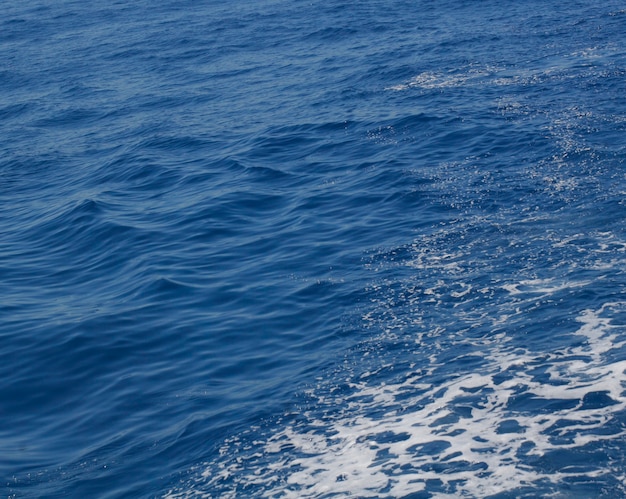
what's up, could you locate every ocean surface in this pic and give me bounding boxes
[2,1,626,497]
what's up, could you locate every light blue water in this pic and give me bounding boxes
[2,1,626,497]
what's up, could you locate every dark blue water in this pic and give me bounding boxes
[2,1,626,497]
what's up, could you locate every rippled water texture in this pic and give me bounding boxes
[2,1,626,497]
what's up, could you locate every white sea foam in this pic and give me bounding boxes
[387,47,621,93]
[167,300,626,499]
[298,307,621,497]
[502,278,589,296]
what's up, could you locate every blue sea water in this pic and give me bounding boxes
[2,0,626,497]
